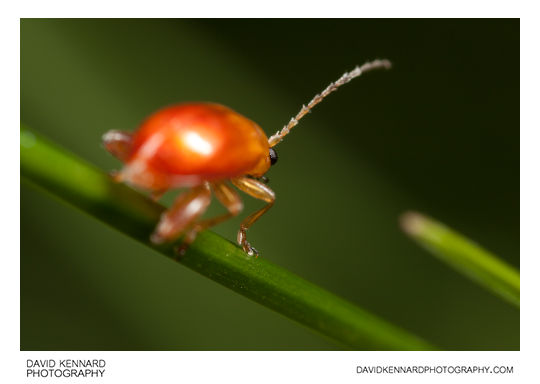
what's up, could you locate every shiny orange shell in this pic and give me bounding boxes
[123,103,270,190]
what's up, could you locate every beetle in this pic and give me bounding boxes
[103,59,391,256]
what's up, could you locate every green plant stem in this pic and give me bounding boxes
[21,125,435,350]
[400,211,519,307]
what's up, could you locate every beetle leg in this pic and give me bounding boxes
[150,183,212,245]
[176,181,244,256]
[150,189,167,202]
[102,130,133,161]
[231,177,275,257]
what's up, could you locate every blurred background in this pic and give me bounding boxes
[21,19,519,350]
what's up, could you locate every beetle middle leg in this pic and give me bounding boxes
[231,177,275,256]
[150,183,212,245]
[175,181,244,256]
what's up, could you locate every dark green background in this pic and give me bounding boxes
[21,19,519,350]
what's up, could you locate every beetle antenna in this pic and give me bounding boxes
[268,59,392,147]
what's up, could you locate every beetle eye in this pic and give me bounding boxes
[269,148,278,166]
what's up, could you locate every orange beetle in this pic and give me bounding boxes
[103,59,391,256]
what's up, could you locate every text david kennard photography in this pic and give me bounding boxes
[26,359,106,378]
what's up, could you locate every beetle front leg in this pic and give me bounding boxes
[231,177,275,256]
[150,183,212,247]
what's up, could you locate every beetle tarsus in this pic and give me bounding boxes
[150,190,166,202]
[174,243,189,259]
[109,170,124,182]
[150,231,164,245]
[242,241,259,258]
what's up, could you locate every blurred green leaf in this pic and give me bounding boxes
[21,125,435,350]
[401,211,519,307]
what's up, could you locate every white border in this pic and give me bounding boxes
[20,351,522,383]
[6,1,537,383]
[12,0,524,18]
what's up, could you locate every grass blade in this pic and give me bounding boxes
[21,125,435,350]
[400,211,519,307]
